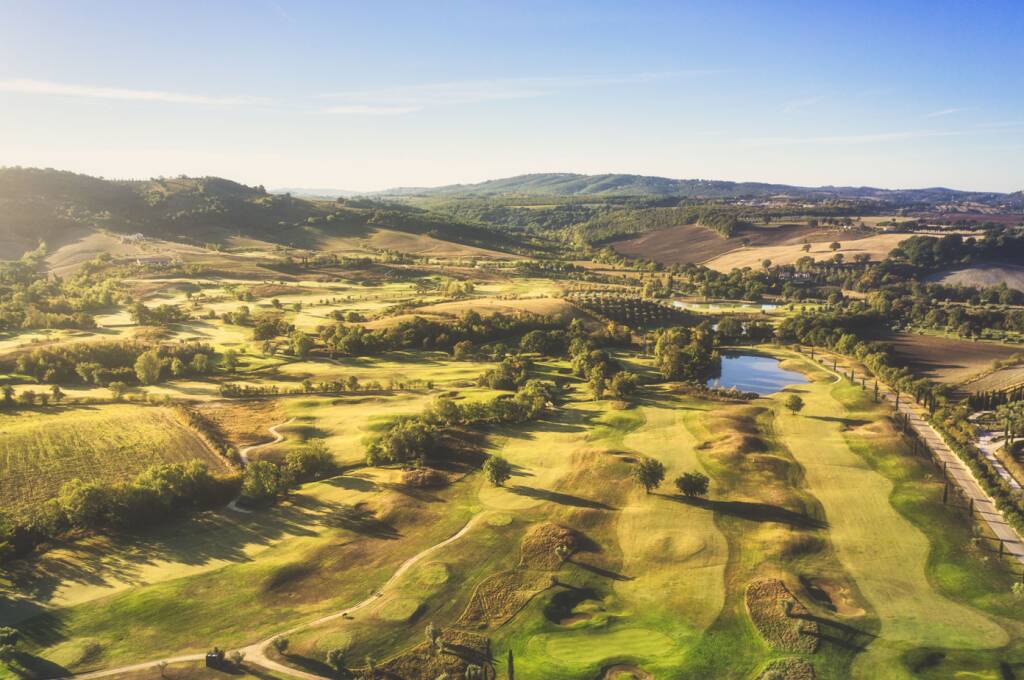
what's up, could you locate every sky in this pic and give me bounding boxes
[1,0,1022,192]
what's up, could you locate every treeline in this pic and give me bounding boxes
[0,462,238,563]
[366,381,559,466]
[0,247,119,332]
[11,340,215,386]
[316,310,565,358]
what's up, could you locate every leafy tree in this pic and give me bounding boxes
[272,637,289,654]
[229,650,245,668]
[284,440,334,482]
[484,456,512,487]
[633,458,665,493]
[326,648,348,674]
[291,330,313,358]
[425,622,442,656]
[170,357,186,377]
[108,381,128,400]
[50,384,64,403]
[829,241,841,252]
[1,385,13,406]
[240,461,292,505]
[222,349,240,372]
[608,371,638,399]
[134,349,163,385]
[0,626,18,665]
[190,353,210,374]
[589,366,607,400]
[675,471,710,497]
[784,394,805,414]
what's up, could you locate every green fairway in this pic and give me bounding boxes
[774,358,1008,678]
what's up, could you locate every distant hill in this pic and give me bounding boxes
[271,187,365,199]
[381,172,1010,203]
[0,167,519,260]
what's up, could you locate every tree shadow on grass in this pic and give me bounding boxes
[665,495,828,529]
[793,612,877,651]
[807,415,872,428]
[322,504,400,539]
[508,485,616,511]
[276,654,336,677]
[9,650,72,678]
[3,494,336,624]
[568,559,634,582]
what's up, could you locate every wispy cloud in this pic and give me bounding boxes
[742,129,969,147]
[320,104,423,116]
[0,78,266,106]
[924,107,968,118]
[318,71,718,115]
[782,96,822,113]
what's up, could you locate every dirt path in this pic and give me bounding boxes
[226,419,294,514]
[817,353,1024,566]
[61,512,487,680]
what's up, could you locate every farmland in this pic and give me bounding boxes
[0,405,230,517]
[879,331,1020,384]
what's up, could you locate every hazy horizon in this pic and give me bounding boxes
[2,1,1023,192]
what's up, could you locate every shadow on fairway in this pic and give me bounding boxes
[666,495,827,529]
[508,485,615,510]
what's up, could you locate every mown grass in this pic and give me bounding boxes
[5,469,478,678]
[0,404,230,517]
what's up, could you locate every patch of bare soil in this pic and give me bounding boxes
[612,222,867,265]
[879,331,1019,384]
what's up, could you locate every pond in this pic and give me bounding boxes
[707,353,808,395]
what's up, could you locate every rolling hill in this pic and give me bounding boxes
[380,171,1014,203]
[0,167,522,261]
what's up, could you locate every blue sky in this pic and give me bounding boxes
[1,1,1022,192]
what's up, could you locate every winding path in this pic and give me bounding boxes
[62,422,486,680]
[226,418,295,514]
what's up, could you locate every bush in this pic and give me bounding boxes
[675,471,710,497]
[284,439,334,483]
[240,461,292,505]
[484,456,512,487]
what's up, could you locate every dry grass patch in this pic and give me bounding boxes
[194,399,285,448]
[457,521,576,628]
[376,630,493,680]
[745,579,819,653]
[755,657,817,680]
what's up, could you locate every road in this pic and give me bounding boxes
[817,354,1024,566]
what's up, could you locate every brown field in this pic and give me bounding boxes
[881,331,1021,384]
[193,399,286,448]
[704,232,909,272]
[927,264,1024,292]
[960,365,1024,394]
[611,222,870,265]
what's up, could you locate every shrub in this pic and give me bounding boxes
[484,456,513,487]
[675,471,710,497]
